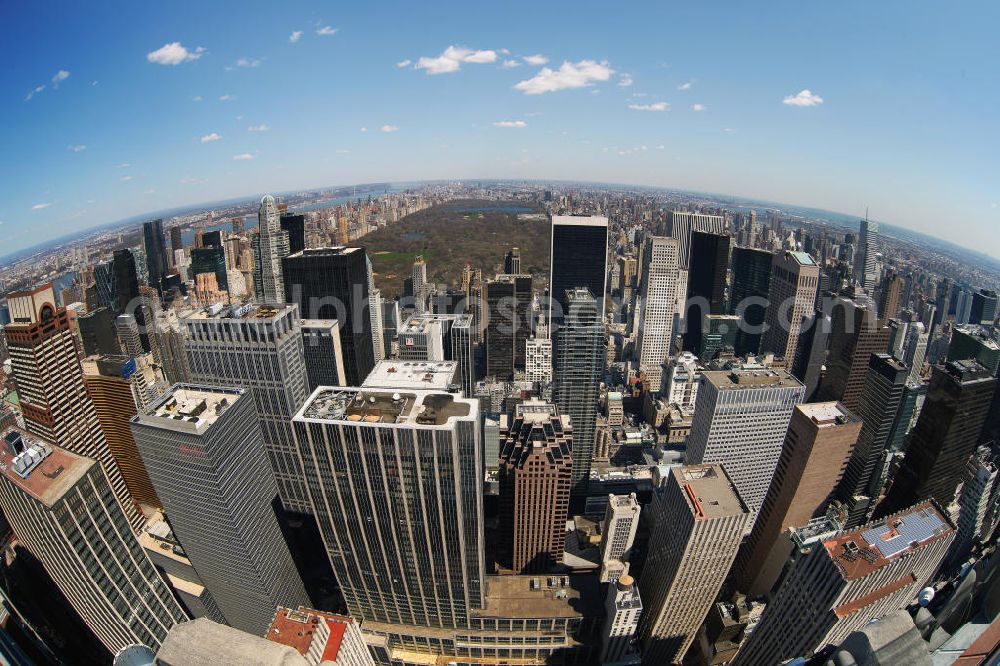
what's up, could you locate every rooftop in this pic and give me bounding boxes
[298,386,473,427]
[362,360,458,391]
[824,502,954,581]
[0,428,91,508]
[552,214,608,228]
[706,367,802,390]
[266,606,354,663]
[286,246,363,259]
[135,385,243,434]
[797,402,860,428]
[675,464,749,520]
[184,301,293,321]
[473,574,602,619]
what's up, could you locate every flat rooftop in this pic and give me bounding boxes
[183,301,292,321]
[267,607,353,662]
[135,385,243,434]
[824,501,954,581]
[706,367,802,391]
[552,214,608,227]
[286,246,362,259]
[301,319,339,330]
[0,428,91,507]
[362,360,457,391]
[675,464,749,520]
[473,574,602,619]
[297,386,473,427]
[797,402,860,427]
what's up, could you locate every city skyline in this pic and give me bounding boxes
[3,2,999,258]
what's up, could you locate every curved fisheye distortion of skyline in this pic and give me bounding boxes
[1,1,998,259]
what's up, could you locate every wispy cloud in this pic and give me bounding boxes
[144,188,156,194]
[691,103,706,112]
[677,81,693,90]
[289,30,303,43]
[200,132,221,143]
[51,70,70,87]
[232,153,254,161]
[523,54,548,66]
[618,73,633,87]
[380,124,399,132]
[31,203,51,210]
[415,46,497,74]
[25,84,45,101]
[120,175,133,181]
[316,26,338,36]
[219,94,235,101]
[628,102,669,111]
[494,120,527,128]
[248,124,270,132]
[336,149,351,154]
[360,127,368,132]
[502,59,520,69]
[783,89,824,107]
[235,57,262,68]
[723,127,736,132]
[192,95,203,102]
[67,144,87,152]
[147,42,205,65]
[514,60,613,94]
[115,163,130,169]
[396,59,412,68]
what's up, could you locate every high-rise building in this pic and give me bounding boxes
[112,248,154,353]
[946,444,1000,568]
[4,284,144,530]
[367,258,385,363]
[856,218,879,289]
[503,246,521,275]
[599,493,640,583]
[154,308,190,385]
[300,319,346,390]
[282,247,375,386]
[659,352,701,411]
[638,464,751,665]
[734,402,862,596]
[498,401,573,573]
[549,215,608,327]
[948,324,1000,375]
[665,211,726,268]
[685,367,805,513]
[279,213,306,255]
[484,275,532,379]
[253,195,290,304]
[730,247,773,356]
[636,237,680,387]
[182,302,311,513]
[818,291,890,413]
[760,251,820,364]
[77,306,120,356]
[970,288,998,325]
[190,246,228,292]
[877,359,997,516]
[524,336,553,384]
[833,354,908,527]
[293,385,485,628]
[82,354,161,510]
[411,255,429,314]
[903,321,930,381]
[684,231,731,353]
[266,606,376,666]
[131,385,310,635]
[732,502,954,665]
[143,218,169,292]
[878,273,904,321]
[553,288,605,494]
[601,575,643,666]
[450,315,475,398]
[0,427,187,653]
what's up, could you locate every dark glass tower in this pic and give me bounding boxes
[142,219,169,292]
[684,231,731,353]
[112,249,152,353]
[548,216,608,328]
[730,247,772,356]
[280,214,306,255]
[190,246,228,291]
[282,247,375,385]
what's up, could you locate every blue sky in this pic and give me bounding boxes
[2,1,999,257]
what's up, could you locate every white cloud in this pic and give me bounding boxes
[723,127,736,132]
[67,144,87,152]
[494,120,527,128]
[628,102,669,112]
[677,81,692,90]
[200,132,221,143]
[51,70,70,87]
[396,59,412,68]
[32,203,51,210]
[380,124,399,132]
[502,59,520,68]
[192,95,203,102]
[289,30,303,43]
[523,54,548,66]
[144,188,156,194]
[120,175,133,181]
[783,89,824,107]
[992,202,998,209]
[656,144,665,150]
[316,26,338,36]
[115,163,130,168]
[219,94,235,101]
[180,176,205,184]
[232,153,254,161]
[25,84,45,101]
[618,73,633,87]
[235,57,262,68]
[336,149,351,154]
[248,124,270,132]
[691,103,706,112]
[147,42,205,65]
[360,127,368,132]
[415,46,498,74]
[514,59,614,94]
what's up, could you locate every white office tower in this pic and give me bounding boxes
[368,257,385,362]
[412,255,429,313]
[397,315,446,360]
[600,574,643,666]
[685,367,805,513]
[182,303,311,513]
[946,444,1000,567]
[857,218,879,289]
[904,321,930,381]
[636,237,680,388]
[660,352,700,410]
[638,465,751,665]
[599,493,641,583]
[130,385,310,636]
[732,502,954,665]
[252,194,290,304]
[0,427,187,653]
[293,386,485,628]
[525,337,553,383]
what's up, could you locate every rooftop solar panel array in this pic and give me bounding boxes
[861,507,948,559]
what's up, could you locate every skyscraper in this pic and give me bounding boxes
[182,303,311,513]
[856,217,879,289]
[665,210,726,268]
[734,402,862,596]
[412,254,429,313]
[601,575,643,666]
[553,288,605,495]
[253,195,290,304]
[4,284,144,530]
[877,359,996,516]
[970,288,998,325]
[548,215,608,327]
[143,218,169,293]
[760,251,820,364]
[948,324,1000,375]
[279,213,306,255]
[0,427,187,653]
[685,367,805,513]
[732,502,954,665]
[503,246,521,275]
[300,319,346,390]
[636,237,680,387]
[498,401,573,573]
[638,464,751,665]
[878,273,904,321]
[282,247,375,386]
[818,291,890,413]
[293,385,485,628]
[730,247,773,356]
[112,248,154,353]
[484,275,532,379]
[599,493,640,583]
[684,231,731,353]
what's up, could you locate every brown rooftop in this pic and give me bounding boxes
[0,428,91,507]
